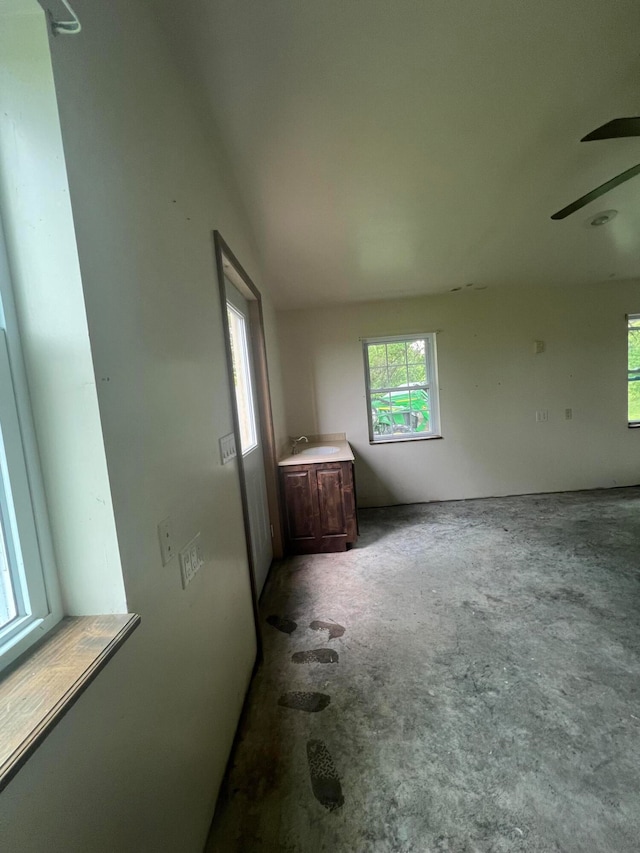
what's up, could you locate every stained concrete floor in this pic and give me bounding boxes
[206,488,640,852]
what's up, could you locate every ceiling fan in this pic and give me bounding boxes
[551,117,640,220]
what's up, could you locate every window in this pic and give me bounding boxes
[363,333,441,442]
[0,332,50,640]
[0,237,61,672]
[227,303,258,454]
[628,314,640,426]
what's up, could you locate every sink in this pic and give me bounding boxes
[296,445,340,456]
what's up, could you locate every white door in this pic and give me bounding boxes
[226,280,272,596]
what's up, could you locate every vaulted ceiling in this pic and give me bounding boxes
[154,0,640,307]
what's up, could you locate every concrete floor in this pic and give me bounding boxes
[206,488,640,852]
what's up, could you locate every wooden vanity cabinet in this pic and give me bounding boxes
[280,460,358,554]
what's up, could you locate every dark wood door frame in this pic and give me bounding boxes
[213,231,283,660]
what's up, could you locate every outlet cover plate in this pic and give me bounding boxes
[180,533,204,589]
[158,516,174,565]
[219,432,237,465]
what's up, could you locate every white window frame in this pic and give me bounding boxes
[628,313,640,428]
[0,225,61,672]
[363,333,441,443]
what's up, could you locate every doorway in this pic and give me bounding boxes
[214,233,282,650]
[225,281,271,594]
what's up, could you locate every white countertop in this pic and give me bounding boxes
[278,438,354,467]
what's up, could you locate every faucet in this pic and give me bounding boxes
[291,435,309,454]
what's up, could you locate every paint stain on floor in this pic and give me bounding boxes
[291,648,339,664]
[306,739,344,811]
[266,615,297,634]
[310,619,345,639]
[277,691,331,712]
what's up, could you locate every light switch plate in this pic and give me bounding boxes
[219,432,237,465]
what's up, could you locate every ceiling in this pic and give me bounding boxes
[153,0,640,308]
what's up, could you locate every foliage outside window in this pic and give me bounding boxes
[363,334,441,442]
[227,303,258,454]
[628,315,640,425]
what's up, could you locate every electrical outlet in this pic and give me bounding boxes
[180,547,192,587]
[158,516,174,565]
[535,410,548,423]
[565,408,573,420]
[534,340,545,354]
[179,533,203,589]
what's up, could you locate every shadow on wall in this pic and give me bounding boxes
[354,451,403,509]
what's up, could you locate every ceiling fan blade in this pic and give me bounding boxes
[582,117,640,141]
[551,163,640,220]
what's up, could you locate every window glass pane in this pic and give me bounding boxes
[0,420,21,633]
[227,305,258,454]
[367,344,387,369]
[369,367,387,390]
[389,390,412,433]
[371,393,393,435]
[409,390,430,432]
[388,365,408,387]
[407,361,427,384]
[0,503,17,630]
[408,339,425,359]
[386,341,407,365]
[629,317,640,423]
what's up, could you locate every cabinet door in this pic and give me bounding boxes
[316,463,348,540]
[281,466,318,544]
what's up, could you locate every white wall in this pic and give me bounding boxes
[0,1,285,851]
[278,281,640,506]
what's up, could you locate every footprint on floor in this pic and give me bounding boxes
[278,691,331,712]
[292,648,339,664]
[266,615,297,635]
[310,619,345,640]
[306,739,344,811]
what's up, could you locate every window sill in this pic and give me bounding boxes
[370,434,444,445]
[0,613,140,793]
[628,422,640,429]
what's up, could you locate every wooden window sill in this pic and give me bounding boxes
[0,613,140,793]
